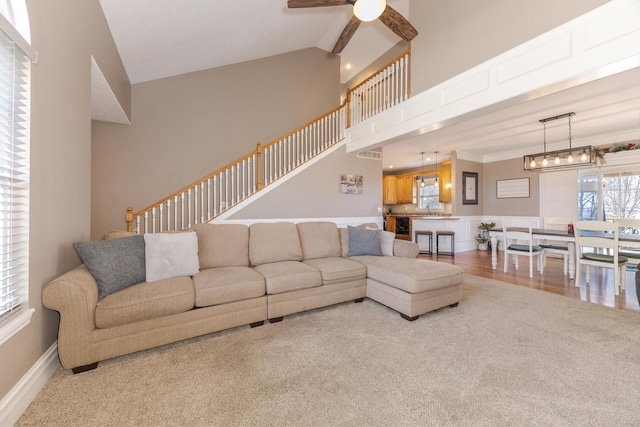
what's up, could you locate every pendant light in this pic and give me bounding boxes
[523,112,596,171]
[420,152,425,188]
[567,114,574,163]
[541,122,549,166]
[434,151,439,184]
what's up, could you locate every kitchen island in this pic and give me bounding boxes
[385,214,460,245]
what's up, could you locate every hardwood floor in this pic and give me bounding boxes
[418,249,640,313]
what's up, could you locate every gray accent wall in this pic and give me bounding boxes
[230,145,382,220]
[0,0,129,405]
[482,158,539,217]
[453,156,484,216]
[91,48,340,239]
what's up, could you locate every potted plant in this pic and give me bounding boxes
[475,234,489,251]
[476,222,496,251]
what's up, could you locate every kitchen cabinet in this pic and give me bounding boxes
[438,161,452,203]
[385,215,396,233]
[396,174,415,204]
[383,175,397,204]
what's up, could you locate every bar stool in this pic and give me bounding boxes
[414,230,433,254]
[436,230,455,256]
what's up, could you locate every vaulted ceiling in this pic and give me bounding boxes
[95,0,640,170]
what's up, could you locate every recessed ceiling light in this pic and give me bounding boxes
[388,165,394,169]
[345,63,352,70]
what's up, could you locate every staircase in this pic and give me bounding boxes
[126,50,411,234]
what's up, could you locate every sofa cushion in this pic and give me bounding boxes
[297,222,342,260]
[193,266,265,307]
[303,257,367,285]
[95,276,195,328]
[144,231,200,282]
[249,222,302,266]
[347,226,383,257]
[74,235,146,300]
[339,224,382,257]
[351,256,464,294]
[380,230,395,256]
[191,223,250,268]
[253,261,321,294]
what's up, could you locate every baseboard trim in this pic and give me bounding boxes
[0,341,59,426]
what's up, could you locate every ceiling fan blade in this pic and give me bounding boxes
[378,5,418,42]
[287,0,347,8]
[331,15,361,54]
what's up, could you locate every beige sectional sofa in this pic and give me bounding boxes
[43,221,464,373]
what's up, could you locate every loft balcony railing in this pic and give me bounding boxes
[126,50,411,233]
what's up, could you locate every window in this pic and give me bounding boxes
[0,11,31,345]
[578,168,640,221]
[417,177,443,211]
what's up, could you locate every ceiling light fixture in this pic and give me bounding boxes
[524,112,596,171]
[353,0,387,22]
[419,151,425,188]
[434,151,439,184]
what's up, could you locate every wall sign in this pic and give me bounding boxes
[496,178,530,199]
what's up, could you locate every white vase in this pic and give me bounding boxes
[478,243,488,251]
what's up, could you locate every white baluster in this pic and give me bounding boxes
[167,199,171,232]
[181,193,185,229]
[207,178,211,220]
[194,185,199,225]
[151,207,156,233]
[224,169,229,210]
[173,196,178,230]
[200,182,205,223]
[212,175,218,216]
[159,204,164,232]
[187,189,192,227]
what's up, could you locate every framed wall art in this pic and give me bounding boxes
[340,174,363,194]
[462,172,478,205]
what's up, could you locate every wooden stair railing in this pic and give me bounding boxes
[126,50,411,233]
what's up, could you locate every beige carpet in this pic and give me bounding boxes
[17,274,640,426]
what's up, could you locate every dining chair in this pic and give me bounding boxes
[502,226,544,278]
[612,218,640,267]
[573,220,628,296]
[539,216,572,276]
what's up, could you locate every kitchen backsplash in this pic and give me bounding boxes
[385,203,452,215]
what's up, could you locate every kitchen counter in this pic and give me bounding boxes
[385,214,459,220]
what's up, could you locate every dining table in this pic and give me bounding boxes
[488,227,640,280]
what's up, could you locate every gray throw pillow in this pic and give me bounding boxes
[347,226,383,256]
[74,235,146,300]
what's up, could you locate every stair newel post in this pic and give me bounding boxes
[125,207,134,232]
[256,142,263,191]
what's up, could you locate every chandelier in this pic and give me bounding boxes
[523,112,596,171]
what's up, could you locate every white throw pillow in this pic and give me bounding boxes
[144,231,200,282]
[380,230,395,256]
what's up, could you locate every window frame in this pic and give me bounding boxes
[0,1,33,346]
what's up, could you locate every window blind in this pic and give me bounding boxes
[0,26,30,326]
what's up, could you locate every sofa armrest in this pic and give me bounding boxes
[393,240,419,258]
[42,264,99,369]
